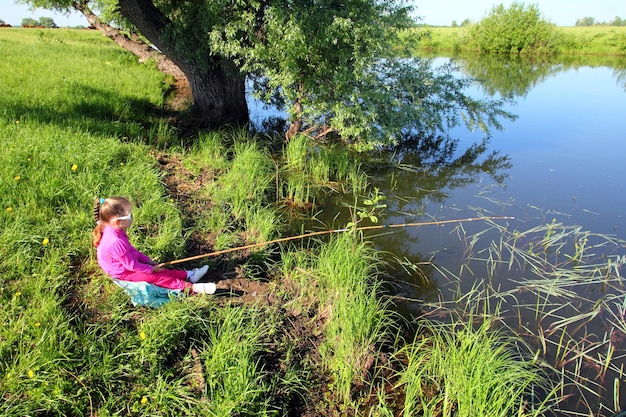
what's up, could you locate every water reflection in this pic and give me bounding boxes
[451,53,626,98]
[455,54,563,99]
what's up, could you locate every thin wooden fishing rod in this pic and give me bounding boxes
[158,215,514,267]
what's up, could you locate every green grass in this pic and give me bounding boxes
[279,134,369,207]
[404,26,626,56]
[0,27,573,416]
[395,317,554,417]
[0,28,298,416]
[290,234,395,404]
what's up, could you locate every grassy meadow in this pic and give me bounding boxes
[0,27,585,416]
[405,25,626,55]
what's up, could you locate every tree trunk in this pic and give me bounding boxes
[79,0,250,128]
[75,4,185,80]
[286,82,305,140]
[185,61,249,129]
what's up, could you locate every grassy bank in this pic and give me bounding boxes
[405,26,626,55]
[1,27,556,416]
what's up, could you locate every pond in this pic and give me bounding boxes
[252,55,626,415]
[371,57,626,296]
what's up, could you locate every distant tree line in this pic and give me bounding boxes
[20,17,57,28]
[575,16,625,26]
[451,19,472,28]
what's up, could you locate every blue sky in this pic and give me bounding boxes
[1,0,625,27]
[414,0,625,26]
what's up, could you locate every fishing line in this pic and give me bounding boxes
[158,215,515,267]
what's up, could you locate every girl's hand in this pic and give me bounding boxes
[152,264,164,273]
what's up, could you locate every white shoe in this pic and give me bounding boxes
[188,265,209,283]
[192,282,217,294]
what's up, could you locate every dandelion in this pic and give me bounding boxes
[14,175,21,181]
[71,164,78,171]
[34,322,40,328]
[141,396,148,405]
[6,207,12,212]
[42,238,49,246]
[139,331,146,340]
[15,120,19,124]
[14,291,21,297]
[27,370,34,379]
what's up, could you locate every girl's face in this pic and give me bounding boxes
[111,210,133,229]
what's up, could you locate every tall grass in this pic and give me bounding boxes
[395,317,554,417]
[279,134,369,208]
[209,137,274,219]
[288,234,395,404]
[0,28,300,416]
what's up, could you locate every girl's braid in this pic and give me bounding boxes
[93,198,102,224]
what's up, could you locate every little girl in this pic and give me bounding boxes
[92,196,216,295]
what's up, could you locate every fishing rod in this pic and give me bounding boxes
[158,215,514,267]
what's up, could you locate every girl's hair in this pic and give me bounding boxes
[92,196,132,247]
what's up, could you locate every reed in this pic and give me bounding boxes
[278,134,369,207]
[428,215,626,414]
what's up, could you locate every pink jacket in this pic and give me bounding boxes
[97,225,154,278]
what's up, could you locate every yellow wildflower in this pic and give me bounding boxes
[14,291,21,297]
[34,322,41,328]
[139,331,146,340]
[141,396,148,405]
[27,370,34,378]
[42,238,49,246]
[6,207,12,212]
[71,164,78,171]
[14,175,20,181]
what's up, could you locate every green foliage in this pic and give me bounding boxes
[555,26,626,55]
[410,25,626,58]
[576,16,625,26]
[38,16,57,28]
[313,234,393,404]
[20,0,511,146]
[395,317,553,417]
[279,135,368,207]
[464,2,557,54]
[346,188,387,231]
[21,17,38,27]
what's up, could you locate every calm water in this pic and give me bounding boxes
[377,58,626,415]
[382,60,626,297]
[286,58,626,293]
[263,55,626,414]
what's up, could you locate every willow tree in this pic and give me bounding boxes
[17,0,511,145]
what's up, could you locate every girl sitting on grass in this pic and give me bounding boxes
[92,196,216,295]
